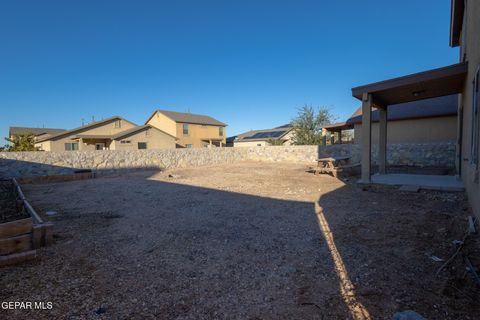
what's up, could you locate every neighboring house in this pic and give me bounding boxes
[234,125,294,147]
[35,116,176,151]
[351,0,480,215]
[9,127,66,142]
[145,110,227,148]
[225,136,237,147]
[323,95,458,144]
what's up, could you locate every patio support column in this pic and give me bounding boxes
[338,131,343,144]
[361,93,372,183]
[378,106,388,174]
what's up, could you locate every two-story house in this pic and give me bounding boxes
[35,116,176,151]
[145,109,227,148]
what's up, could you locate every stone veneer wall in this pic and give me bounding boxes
[0,142,455,179]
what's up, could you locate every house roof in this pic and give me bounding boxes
[36,116,138,142]
[111,124,177,140]
[346,94,458,125]
[235,126,293,142]
[351,62,467,106]
[146,109,227,126]
[226,136,237,143]
[321,122,353,132]
[9,127,66,137]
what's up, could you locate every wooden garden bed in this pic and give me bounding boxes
[0,179,53,267]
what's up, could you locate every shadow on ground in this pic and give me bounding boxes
[0,161,478,319]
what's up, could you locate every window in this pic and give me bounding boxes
[183,123,189,135]
[64,142,79,151]
[471,68,480,166]
[138,142,147,150]
[120,140,131,144]
[186,144,193,148]
[114,120,121,128]
[219,127,224,137]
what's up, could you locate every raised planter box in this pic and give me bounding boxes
[17,170,94,184]
[0,179,53,267]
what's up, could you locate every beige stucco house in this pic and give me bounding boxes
[146,110,227,148]
[322,96,458,145]
[353,95,457,144]
[351,0,480,216]
[234,125,294,147]
[35,116,176,151]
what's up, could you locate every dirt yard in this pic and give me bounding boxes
[1,162,479,319]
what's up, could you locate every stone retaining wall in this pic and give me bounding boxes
[0,142,455,179]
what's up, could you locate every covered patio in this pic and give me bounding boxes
[74,134,112,150]
[351,62,468,189]
[321,122,354,144]
[202,138,224,147]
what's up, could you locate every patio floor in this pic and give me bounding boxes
[370,173,464,191]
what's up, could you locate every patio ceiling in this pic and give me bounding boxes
[322,122,353,132]
[351,62,468,107]
[73,135,112,140]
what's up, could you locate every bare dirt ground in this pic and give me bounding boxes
[1,161,479,319]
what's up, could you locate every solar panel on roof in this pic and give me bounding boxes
[243,130,286,140]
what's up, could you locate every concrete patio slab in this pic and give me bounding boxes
[369,173,464,191]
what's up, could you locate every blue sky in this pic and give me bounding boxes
[0,0,459,140]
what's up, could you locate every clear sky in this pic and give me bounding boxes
[0,0,459,140]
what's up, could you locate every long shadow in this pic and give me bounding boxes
[0,163,353,319]
[0,157,476,319]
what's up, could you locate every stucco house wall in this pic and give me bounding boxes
[354,115,458,144]
[459,0,480,217]
[110,127,176,150]
[146,112,177,137]
[35,118,137,151]
[234,140,268,147]
[174,122,226,148]
[146,111,226,148]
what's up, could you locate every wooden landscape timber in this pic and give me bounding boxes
[0,179,53,267]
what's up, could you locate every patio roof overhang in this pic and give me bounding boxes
[73,135,113,140]
[322,122,353,132]
[201,138,224,142]
[450,0,464,47]
[351,62,468,107]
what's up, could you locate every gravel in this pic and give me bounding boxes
[0,161,478,319]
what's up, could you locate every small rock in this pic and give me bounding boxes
[95,307,107,315]
[393,310,425,320]
[45,211,58,216]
